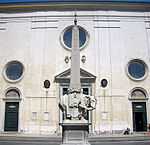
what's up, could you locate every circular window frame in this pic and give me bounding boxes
[60,25,90,51]
[126,59,148,81]
[3,60,25,83]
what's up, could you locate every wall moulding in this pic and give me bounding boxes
[0,2,150,12]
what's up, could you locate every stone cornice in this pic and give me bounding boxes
[0,2,150,12]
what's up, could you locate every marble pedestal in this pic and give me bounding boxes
[60,120,90,145]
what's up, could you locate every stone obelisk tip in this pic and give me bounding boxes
[74,13,77,25]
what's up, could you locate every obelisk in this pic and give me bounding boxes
[60,16,89,145]
[59,14,96,145]
[67,16,82,121]
[69,16,81,92]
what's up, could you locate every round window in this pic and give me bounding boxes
[4,61,24,82]
[61,25,89,50]
[127,59,147,80]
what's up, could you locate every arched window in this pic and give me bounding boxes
[6,89,20,99]
[131,89,147,100]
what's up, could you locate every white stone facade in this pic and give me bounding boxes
[0,9,150,135]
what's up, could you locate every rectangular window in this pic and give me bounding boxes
[63,88,68,95]
[43,112,49,121]
[82,88,89,95]
[61,87,90,96]
[31,112,37,121]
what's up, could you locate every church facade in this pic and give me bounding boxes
[0,0,150,135]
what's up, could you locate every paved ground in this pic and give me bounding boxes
[0,139,150,145]
[0,133,150,145]
[92,140,150,145]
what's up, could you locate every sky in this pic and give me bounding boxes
[0,0,150,4]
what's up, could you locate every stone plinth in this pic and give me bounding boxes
[60,120,90,145]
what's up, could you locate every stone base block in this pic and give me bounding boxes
[61,143,90,145]
[61,122,90,145]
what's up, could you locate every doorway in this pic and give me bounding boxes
[132,102,147,132]
[4,102,19,131]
